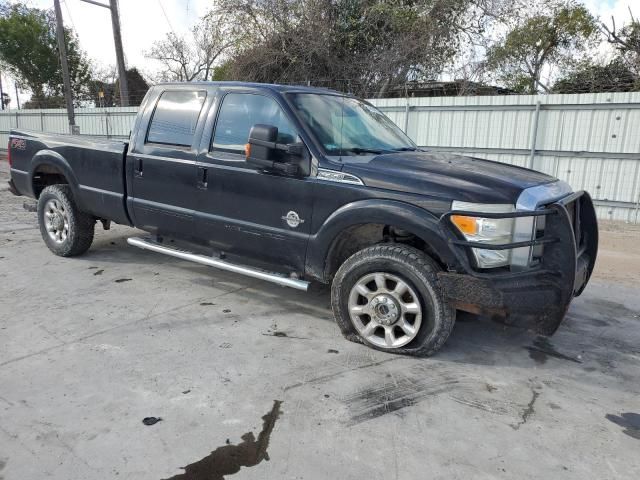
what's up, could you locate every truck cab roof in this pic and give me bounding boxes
[154,81,346,96]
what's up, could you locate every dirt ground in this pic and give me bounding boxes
[593,220,640,286]
[1,157,639,480]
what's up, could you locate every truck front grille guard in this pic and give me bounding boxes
[439,191,587,280]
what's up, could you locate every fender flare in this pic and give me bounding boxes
[305,199,457,282]
[29,150,80,198]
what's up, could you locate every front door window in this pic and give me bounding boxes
[212,93,298,157]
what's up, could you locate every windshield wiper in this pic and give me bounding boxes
[342,147,387,155]
[391,147,419,152]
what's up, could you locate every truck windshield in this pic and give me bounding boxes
[288,93,417,156]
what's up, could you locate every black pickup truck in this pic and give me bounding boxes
[7,82,598,355]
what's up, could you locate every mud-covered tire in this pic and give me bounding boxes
[331,244,455,356]
[37,185,95,257]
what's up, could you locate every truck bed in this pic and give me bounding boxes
[8,129,131,225]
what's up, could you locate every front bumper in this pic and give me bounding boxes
[438,191,598,335]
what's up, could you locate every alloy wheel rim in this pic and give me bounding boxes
[348,272,422,349]
[44,199,69,244]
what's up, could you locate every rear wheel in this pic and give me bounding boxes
[37,185,95,257]
[331,244,455,356]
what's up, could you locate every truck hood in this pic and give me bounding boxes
[341,151,557,204]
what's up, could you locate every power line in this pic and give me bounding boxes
[61,0,77,31]
[157,0,176,36]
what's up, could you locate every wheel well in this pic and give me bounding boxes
[324,223,447,281]
[32,164,69,198]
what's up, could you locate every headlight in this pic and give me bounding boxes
[450,201,516,268]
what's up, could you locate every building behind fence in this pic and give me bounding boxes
[2,92,639,223]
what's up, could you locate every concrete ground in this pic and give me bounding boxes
[1,159,639,480]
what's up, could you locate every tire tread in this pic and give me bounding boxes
[331,243,455,356]
[37,185,95,257]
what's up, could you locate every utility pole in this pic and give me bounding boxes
[0,72,4,110]
[80,0,129,106]
[53,0,76,133]
[110,0,129,106]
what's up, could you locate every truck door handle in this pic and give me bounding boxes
[198,167,208,189]
[134,158,143,177]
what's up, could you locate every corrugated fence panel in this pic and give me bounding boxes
[41,112,70,134]
[2,94,639,222]
[0,107,138,144]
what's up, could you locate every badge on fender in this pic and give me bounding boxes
[282,211,304,228]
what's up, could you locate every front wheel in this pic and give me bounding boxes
[331,244,455,356]
[37,185,95,257]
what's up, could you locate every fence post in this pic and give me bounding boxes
[105,110,111,139]
[15,111,18,129]
[528,100,541,169]
[403,100,410,134]
[40,111,44,131]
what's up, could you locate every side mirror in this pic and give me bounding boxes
[246,124,278,162]
[245,124,304,176]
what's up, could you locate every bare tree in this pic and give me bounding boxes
[600,8,640,75]
[215,0,492,97]
[146,11,238,82]
[444,0,517,92]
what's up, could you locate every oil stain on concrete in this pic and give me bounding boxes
[510,387,541,430]
[525,336,582,364]
[262,331,310,340]
[163,400,282,480]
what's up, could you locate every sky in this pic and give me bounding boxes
[2,0,213,105]
[1,0,640,106]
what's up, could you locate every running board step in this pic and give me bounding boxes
[127,236,309,291]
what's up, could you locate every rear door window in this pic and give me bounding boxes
[147,90,207,147]
[212,93,297,154]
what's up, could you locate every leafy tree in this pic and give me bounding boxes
[553,59,639,93]
[0,1,92,108]
[23,95,66,109]
[210,61,232,81]
[115,68,149,106]
[485,0,598,93]
[88,67,149,107]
